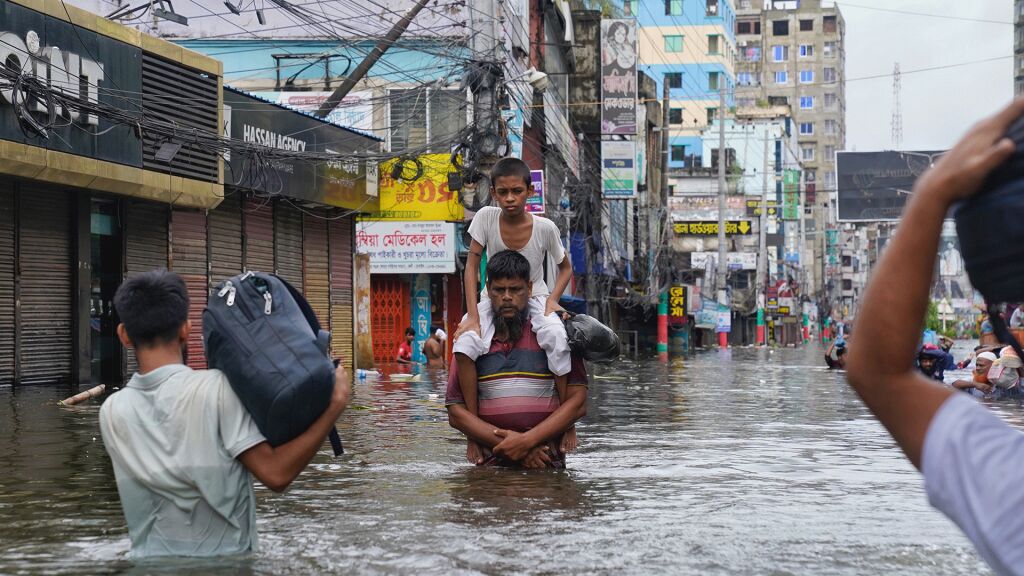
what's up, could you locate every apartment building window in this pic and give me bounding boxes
[707,107,718,124]
[671,145,687,162]
[665,0,683,16]
[773,20,789,36]
[799,69,813,83]
[801,145,815,162]
[824,41,837,58]
[737,72,758,86]
[799,19,814,31]
[825,119,838,135]
[824,67,837,83]
[706,0,719,17]
[737,97,756,108]
[624,0,639,16]
[824,92,838,109]
[664,35,685,53]
[738,0,752,8]
[665,72,683,89]
[769,96,789,106]
[824,145,836,159]
[709,71,720,91]
[669,108,684,124]
[737,20,760,35]
[799,96,814,109]
[799,122,814,135]
[799,44,814,58]
[772,45,789,61]
[774,70,788,84]
[823,15,837,33]
[825,170,836,189]
[741,45,762,62]
[708,34,721,55]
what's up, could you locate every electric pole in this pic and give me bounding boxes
[657,79,670,361]
[715,86,727,298]
[756,131,770,346]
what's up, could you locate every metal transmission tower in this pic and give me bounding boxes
[891,62,903,149]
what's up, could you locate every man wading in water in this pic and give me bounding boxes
[446,251,587,468]
[848,98,1024,574]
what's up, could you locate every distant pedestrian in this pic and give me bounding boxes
[396,327,416,365]
[422,329,447,368]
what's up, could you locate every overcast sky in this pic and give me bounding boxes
[840,0,1013,152]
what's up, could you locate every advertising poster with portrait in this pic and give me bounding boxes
[600,19,638,135]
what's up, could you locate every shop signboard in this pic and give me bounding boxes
[670,195,746,220]
[690,252,757,271]
[716,305,732,334]
[373,154,465,221]
[782,169,800,220]
[745,198,780,217]
[673,221,753,235]
[527,170,545,213]
[696,300,718,330]
[411,274,431,364]
[355,220,456,274]
[668,285,687,326]
[602,141,637,198]
[251,91,375,134]
[600,19,638,134]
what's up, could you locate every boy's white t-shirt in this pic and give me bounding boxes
[468,206,566,297]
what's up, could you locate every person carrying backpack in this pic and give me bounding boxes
[99,269,350,558]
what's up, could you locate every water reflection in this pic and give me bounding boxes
[0,345,998,574]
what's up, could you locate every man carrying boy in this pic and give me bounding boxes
[99,270,350,558]
[452,157,576,462]
[447,251,587,468]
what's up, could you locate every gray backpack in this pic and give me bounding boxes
[203,271,342,455]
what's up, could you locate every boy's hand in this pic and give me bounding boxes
[492,429,537,462]
[544,299,566,319]
[453,315,481,342]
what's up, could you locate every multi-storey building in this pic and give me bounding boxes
[629,0,738,170]
[733,0,845,299]
[1016,0,1024,94]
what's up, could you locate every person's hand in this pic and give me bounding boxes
[976,381,994,394]
[522,445,552,469]
[453,314,481,343]
[330,362,352,413]
[913,98,1024,205]
[492,429,537,462]
[466,440,485,465]
[544,298,563,318]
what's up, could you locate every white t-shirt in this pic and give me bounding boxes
[923,392,1024,574]
[99,365,266,558]
[468,206,566,297]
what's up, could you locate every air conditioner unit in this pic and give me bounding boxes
[708,5,718,15]
[738,41,747,48]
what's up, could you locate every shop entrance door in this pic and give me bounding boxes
[90,199,123,384]
[370,275,410,366]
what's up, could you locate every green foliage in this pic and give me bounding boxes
[925,300,940,332]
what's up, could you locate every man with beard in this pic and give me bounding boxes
[446,251,588,468]
[99,269,350,557]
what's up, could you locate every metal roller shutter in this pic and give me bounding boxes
[370,275,409,367]
[0,181,14,385]
[209,193,243,285]
[329,216,354,367]
[124,200,169,376]
[303,212,330,333]
[19,187,72,384]
[244,197,274,272]
[274,202,303,290]
[171,209,208,370]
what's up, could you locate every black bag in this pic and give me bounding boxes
[563,312,621,363]
[203,271,342,455]
[955,115,1024,360]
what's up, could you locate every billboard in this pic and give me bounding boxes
[355,220,456,274]
[602,141,637,198]
[836,150,945,221]
[600,19,638,134]
[374,154,464,221]
[527,170,545,214]
[251,91,375,133]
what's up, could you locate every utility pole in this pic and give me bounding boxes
[657,80,670,361]
[715,85,728,348]
[798,168,808,343]
[314,0,430,118]
[756,130,770,346]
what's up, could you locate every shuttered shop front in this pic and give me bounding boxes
[329,217,354,367]
[124,200,169,375]
[171,209,208,370]
[274,202,303,290]
[244,197,275,272]
[303,213,330,334]
[209,193,243,285]
[19,187,73,384]
[0,181,14,385]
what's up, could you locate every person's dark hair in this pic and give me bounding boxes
[608,21,628,41]
[490,157,532,189]
[486,250,531,285]
[112,269,189,348]
[405,327,416,337]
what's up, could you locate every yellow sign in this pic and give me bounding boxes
[673,221,753,235]
[373,154,465,221]
[669,286,686,318]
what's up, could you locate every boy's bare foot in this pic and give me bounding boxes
[560,426,579,453]
[466,440,484,465]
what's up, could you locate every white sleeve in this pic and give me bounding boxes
[922,393,1024,574]
[216,374,267,458]
[467,207,494,249]
[540,218,566,263]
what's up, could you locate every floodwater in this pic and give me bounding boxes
[0,344,1002,575]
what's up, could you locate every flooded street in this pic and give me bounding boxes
[0,345,997,574]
